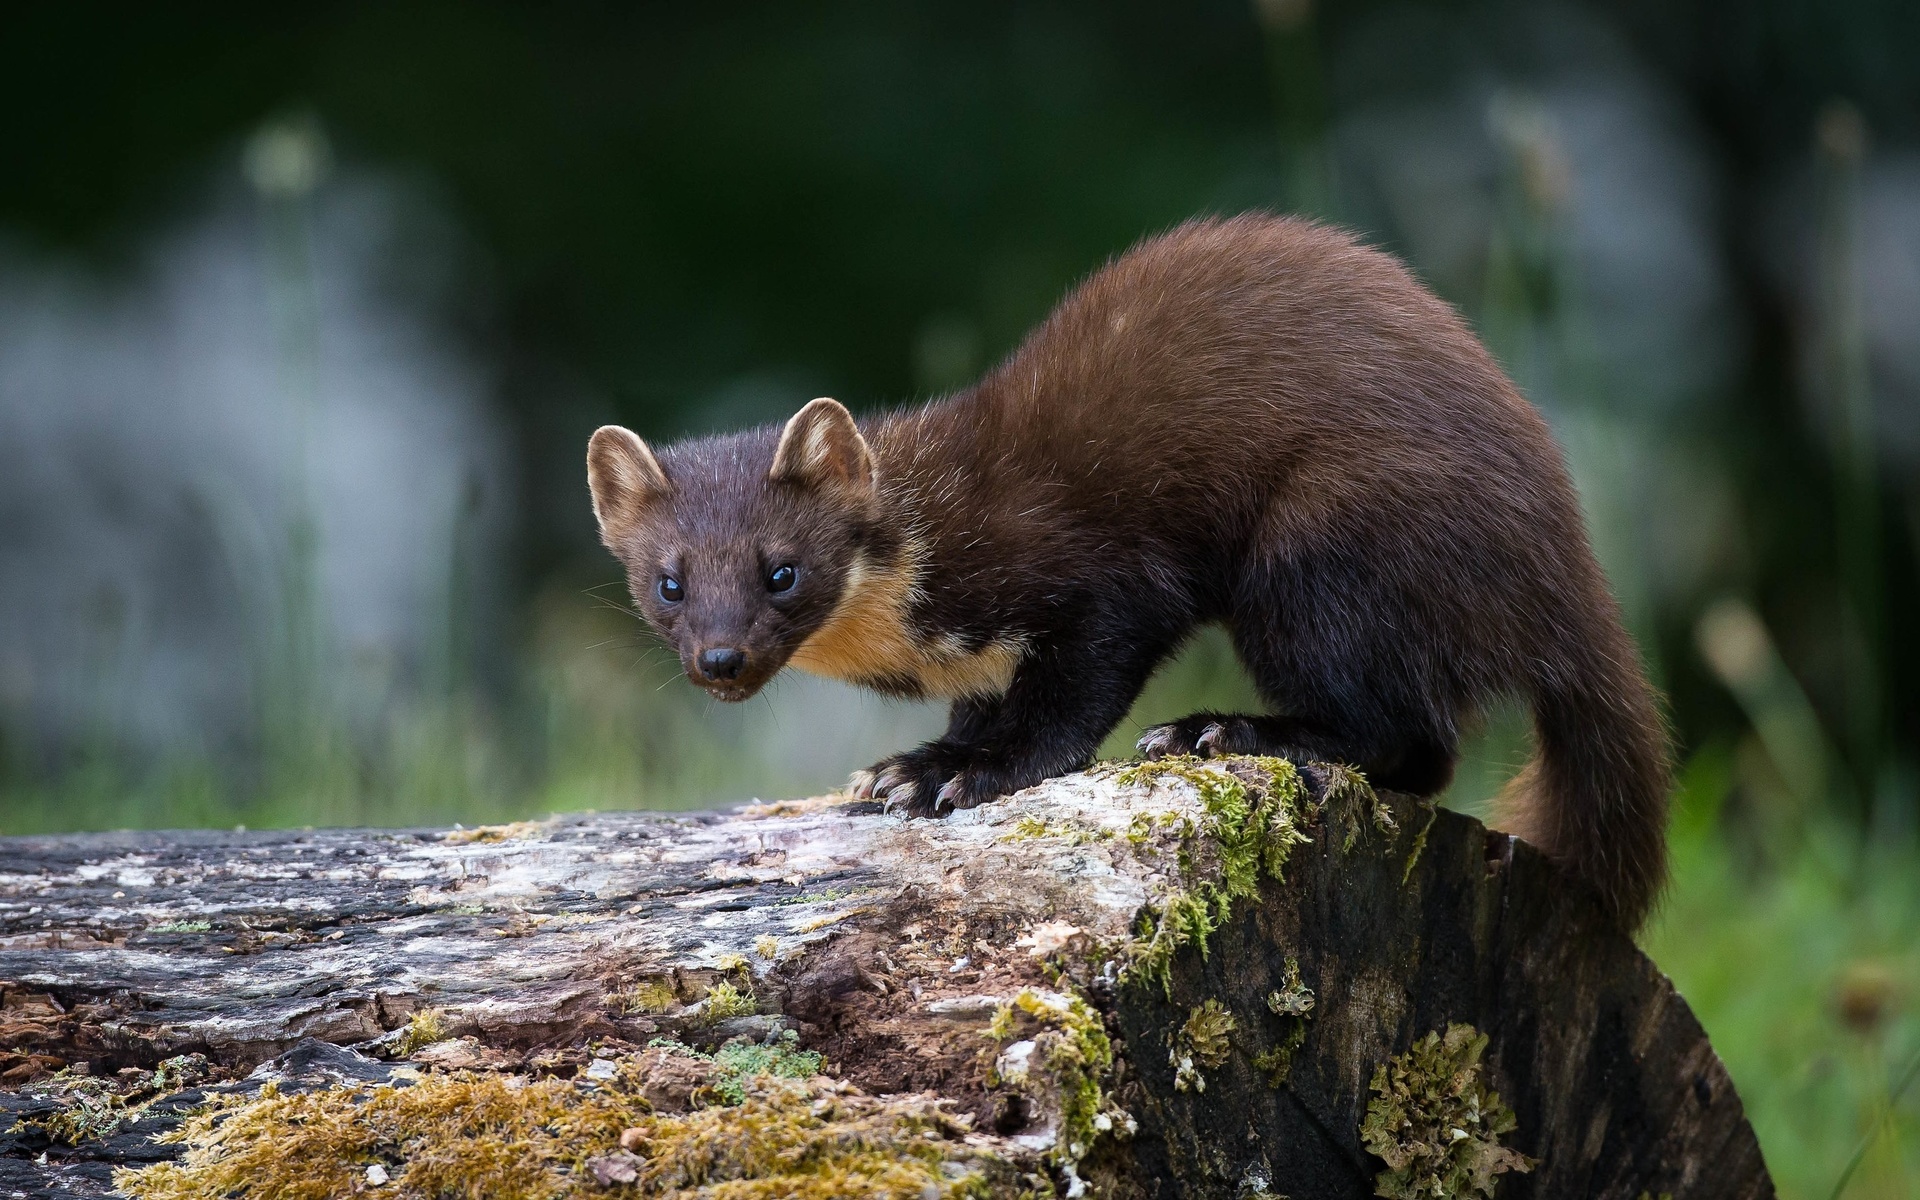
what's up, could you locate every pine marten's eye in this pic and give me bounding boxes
[767,564,797,594]
[658,575,684,603]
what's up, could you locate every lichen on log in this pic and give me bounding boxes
[0,758,1773,1198]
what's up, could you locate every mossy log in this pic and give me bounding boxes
[0,760,1771,1199]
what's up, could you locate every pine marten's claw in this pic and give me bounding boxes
[1136,727,1177,760]
[934,776,964,810]
[847,769,879,800]
[1193,723,1229,757]
[866,761,920,811]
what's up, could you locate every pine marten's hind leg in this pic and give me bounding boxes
[1138,708,1461,799]
[1135,712,1455,795]
[1137,553,1461,797]
[1137,712,1308,761]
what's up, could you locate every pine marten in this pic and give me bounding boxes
[587,214,1671,928]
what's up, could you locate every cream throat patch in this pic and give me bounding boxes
[786,549,1024,700]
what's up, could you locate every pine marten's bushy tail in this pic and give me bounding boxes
[1496,615,1672,930]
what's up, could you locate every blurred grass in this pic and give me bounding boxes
[1646,748,1920,1199]
[0,581,938,834]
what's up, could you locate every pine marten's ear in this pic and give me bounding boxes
[587,425,671,544]
[770,398,874,494]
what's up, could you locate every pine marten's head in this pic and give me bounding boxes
[586,398,880,702]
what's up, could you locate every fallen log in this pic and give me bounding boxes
[0,757,1771,1199]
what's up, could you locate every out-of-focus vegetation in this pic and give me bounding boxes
[1644,752,1920,1199]
[2,3,1918,1194]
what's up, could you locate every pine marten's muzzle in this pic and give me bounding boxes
[685,642,775,701]
[696,647,746,683]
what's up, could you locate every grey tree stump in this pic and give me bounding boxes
[0,760,1771,1199]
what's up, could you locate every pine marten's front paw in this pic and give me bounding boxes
[848,747,1003,816]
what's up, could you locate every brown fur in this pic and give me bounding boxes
[588,214,1672,928]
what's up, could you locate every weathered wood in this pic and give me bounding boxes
[0,761,1771,1199]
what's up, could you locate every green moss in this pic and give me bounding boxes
[987,1003,1018,1043]
[1004,814,1066,841]
[1000,813,1118,847]
[392,1007,451,1057]
[443,819,548,844]
[1359,1024,1535,1199]
[1323,763,1394,855]
[710,1036,823,1103]
[1252,957,1315,1086]
[701,979,757,1020]
[1126,889,1227,995]
[619,977,680,1015]
[1401,804,1437,885]
[1115,756,1313,993]
[1265,957,1315,1019]
[116,1065,1000,1200]
[987,987,1127,1175]
[1170,999,1236,1093]
[774,886,850,906]
[646,1032,824,1106]
[149,1055,213,1093]
[794,907,871,933]
[16,1055,213,1147]
[1250,1039,1302,1089]
[25,1073,124,1144]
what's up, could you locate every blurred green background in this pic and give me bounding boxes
[2,2,1917,1193]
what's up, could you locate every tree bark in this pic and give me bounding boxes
[0,760,1771,1199]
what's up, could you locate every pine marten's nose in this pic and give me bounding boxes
[697,647,747,682]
